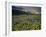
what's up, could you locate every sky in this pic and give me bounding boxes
[12,6,41,14]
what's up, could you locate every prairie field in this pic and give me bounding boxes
[12,14,41,31]
[12,6,41,31]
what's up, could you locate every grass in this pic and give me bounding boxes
[12,14,41,31]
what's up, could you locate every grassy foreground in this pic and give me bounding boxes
[12,14,41,31]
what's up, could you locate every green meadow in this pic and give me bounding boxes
[12,14,41,31]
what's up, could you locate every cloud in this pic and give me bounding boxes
[12,6,41,14]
